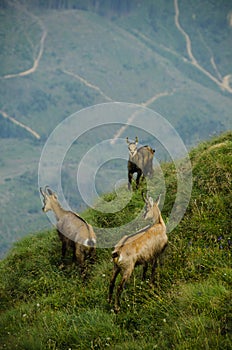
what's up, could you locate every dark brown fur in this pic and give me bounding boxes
[127,137,155,190]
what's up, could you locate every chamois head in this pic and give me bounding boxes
[126,136,138,158]
[143,192,161,222]
[40,186,58,212]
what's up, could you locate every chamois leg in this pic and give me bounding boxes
[128,171,133,190]
[61,241,67,259]
[158,244,168,271]
[115,271,132,313]
[142,262,149,281]
[57,231,67,260]
[150,259,158,285]
[88,246,96,265]
[108,265,120,304]
[82,248,94,281]
[151,245,168,284]
[135,169,142,188]
[71,241,77,262]
[75,244,86,276]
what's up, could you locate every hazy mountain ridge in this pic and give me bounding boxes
[1,1,231,139]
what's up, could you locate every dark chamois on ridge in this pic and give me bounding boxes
[40,186,96,273]
[108,193,167,313]
[127,136,155,190]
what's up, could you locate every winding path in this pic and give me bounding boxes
[174,0,232,93]
[2,2,230,142]
[3,29,47,79]
[110,89,176,144]
[62,69,113,102]
[2,2,47,80]
[0,110,41,140]
[1,7,46,137]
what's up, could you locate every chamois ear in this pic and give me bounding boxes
[47,188,53,195]
[40,187,45,197]
[44,185,50,194]
[142,190,148,203]
[47,187,58,199]
[148,197,154,206]
[135,136,138,144]
[126,137,130,144]
[155,194,161,206]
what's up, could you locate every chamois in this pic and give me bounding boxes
[127,137,155,190]
[40,186,96,273]
[108,193,167,312]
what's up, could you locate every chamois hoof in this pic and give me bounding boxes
[58,262,65,269]
[114,305,120,314]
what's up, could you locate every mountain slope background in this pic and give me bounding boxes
[0,132,231,349]
[0,0,232,257]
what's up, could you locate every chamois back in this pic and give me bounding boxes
[126,137,155,190]
[108,193,167,312]
[40,186,96,273]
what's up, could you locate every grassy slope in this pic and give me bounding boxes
[0,132,231,350]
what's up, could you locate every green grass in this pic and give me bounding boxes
[0,132,231,349]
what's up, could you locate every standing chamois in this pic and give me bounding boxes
[127,137,155,190]
[108,193,167,312]
[40,186,96,273]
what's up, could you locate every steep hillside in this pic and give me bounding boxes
[0,133,231,349]
[1,2,231,140]
[0,0,231,257]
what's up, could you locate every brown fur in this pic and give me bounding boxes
[108,194,167,312]
[127,137,155,190]
[40,187,96,273]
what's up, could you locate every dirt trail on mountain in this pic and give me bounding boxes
[3,29,47,79]
[0,110,41,140]
[111,89,176,143]
[222,74,232,91]
[1,6,46,137]
[2,8,47,80]
[142,90,176,107]
[62,69,113,102]
[174,0,232,93]
[62,66,175,143]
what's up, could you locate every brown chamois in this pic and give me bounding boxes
[108,193,167,312]
[40,186,96,273]
[127,137,155,190]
